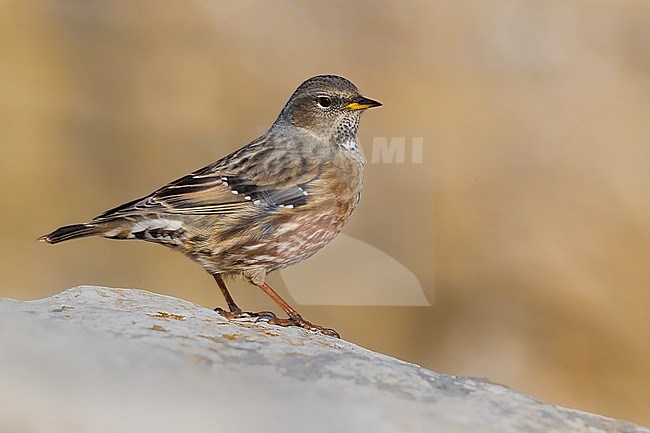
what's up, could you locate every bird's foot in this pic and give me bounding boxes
[262,315,340,338]
[214,307,277,321]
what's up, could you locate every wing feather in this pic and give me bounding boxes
[93,133,328,221]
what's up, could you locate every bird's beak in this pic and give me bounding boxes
[347,96,382,111]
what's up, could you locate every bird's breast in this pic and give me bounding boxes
[184,152,364,273]
[256,153,364,269]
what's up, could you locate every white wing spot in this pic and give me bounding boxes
[231,190,239,195]
[244,195,251,200]
[253,199,261,205]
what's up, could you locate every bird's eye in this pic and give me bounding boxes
[317,96,332,108]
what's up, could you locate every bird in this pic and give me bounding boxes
[39,75,381,337]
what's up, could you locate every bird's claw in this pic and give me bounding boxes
[253,311,278,323]
[214,307,339,338]
[214,307,277,321]
[267,316,341,338]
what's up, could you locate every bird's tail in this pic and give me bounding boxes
[38,223,99,244]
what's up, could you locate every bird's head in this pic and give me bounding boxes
[279,75,381,142]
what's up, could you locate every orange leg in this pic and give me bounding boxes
[253,281,340,338]
[213,274,242,314]
[212,274,276,321]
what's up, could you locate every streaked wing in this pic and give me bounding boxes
[93,152,324,220]
[146,172,250,215]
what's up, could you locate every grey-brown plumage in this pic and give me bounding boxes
[40,75,381,337]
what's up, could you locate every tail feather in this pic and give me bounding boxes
[38,223,99,244]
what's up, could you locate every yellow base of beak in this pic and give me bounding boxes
[347,97,382,111]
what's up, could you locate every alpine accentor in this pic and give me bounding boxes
[40,75,381,337]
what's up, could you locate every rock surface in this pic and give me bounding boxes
[0,286,646,433]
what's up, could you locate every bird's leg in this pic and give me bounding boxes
[212,274,276,320]
[253,281,340,338]
[213,274,241,314]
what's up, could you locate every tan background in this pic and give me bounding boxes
[1,0,648,425]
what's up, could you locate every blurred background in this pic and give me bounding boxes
[1,0,648,425]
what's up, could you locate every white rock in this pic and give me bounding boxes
[0,286,646,433]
